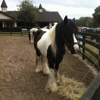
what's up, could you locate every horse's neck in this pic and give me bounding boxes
[48,22,65,54]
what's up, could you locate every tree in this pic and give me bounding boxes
[17,0,38,27]
[76,17,93,27]
[93,6,100,27]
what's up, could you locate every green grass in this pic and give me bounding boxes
[85,44,99,62]
[86,44,99,54]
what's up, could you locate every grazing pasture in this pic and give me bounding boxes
[0,36,97,100]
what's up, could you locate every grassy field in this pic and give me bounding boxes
[83,43,99,65]
[86,44,99,54]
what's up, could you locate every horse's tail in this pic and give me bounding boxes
[28,31,31,41]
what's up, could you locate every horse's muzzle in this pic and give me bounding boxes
[73,44,79,52]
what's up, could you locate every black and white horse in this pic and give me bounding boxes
[28,28,38,43]
[33,15,79,93]
[28,26,49,43]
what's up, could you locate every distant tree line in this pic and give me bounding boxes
[76,17,93,27]
[93,6,100,27]
[76,6,100,27]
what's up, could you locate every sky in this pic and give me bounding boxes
[0,0,100,19]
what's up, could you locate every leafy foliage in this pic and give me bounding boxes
[76,17,93,27]
[17,0,38,26]
[93,6,100,26]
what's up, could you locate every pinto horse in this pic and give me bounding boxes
[33,15,79,93]
[28,26,49,43]
[28,28,38,43]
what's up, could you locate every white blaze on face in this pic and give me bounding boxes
[73,34,79,51]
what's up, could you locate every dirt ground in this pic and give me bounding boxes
[0,36,97,100]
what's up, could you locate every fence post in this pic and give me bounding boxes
[79,72,100,100]
[10,32,12,36]
[82,33,85,60]
[21,30,22,36]
[99,46,100,67]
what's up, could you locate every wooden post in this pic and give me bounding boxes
[99,46,100,67]
[21,29,22,36]
[80,72,100,100]
[82,33,85,60]
[10,32,12,36]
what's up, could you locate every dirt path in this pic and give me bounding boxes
[0,36,97,100]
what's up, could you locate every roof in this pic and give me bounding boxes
[0,11,62,22]
[0,11,19,22]
[37,11,62,22]
[1,0,7,8]
[0,11,18,19]
[4,11,18,19]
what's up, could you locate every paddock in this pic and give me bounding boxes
[0,36,97,100]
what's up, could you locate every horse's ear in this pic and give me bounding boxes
[64,15,68,24]
[73,18,75,21]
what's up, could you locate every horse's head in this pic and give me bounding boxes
[62,15,79,54]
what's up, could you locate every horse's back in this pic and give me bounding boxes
[30,28,38,32]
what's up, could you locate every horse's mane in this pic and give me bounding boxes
[48,23,57,54]
[68,19,78,33]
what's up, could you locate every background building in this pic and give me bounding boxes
[0,0,62,30]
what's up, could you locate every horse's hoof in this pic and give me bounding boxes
[45,87,51,93]
[45,87,58,93]
[42,68,49,75]
[45,84,58,93]
[56,78,61,85]
[31,41,33,43]
[43,70,49,75]
[35,68,42,73]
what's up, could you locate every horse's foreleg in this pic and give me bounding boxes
[55,64,61,84]
[55,70,61,84]
[30,31,33,43]
[42,57,49,75]
[35,55,42,73]
[45,68,58,93]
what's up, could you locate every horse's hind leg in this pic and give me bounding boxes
[30,31,33,43]
[42,57,49,75]
[35,55,42,73]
